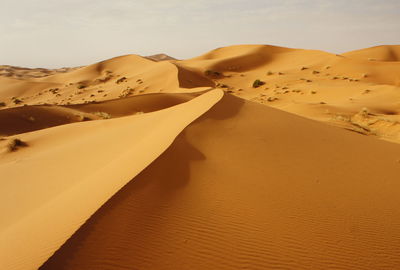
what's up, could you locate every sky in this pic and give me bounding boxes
[1,0,399,68]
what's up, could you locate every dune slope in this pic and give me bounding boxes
[2,44,399,143]
[0,54,213,110]
[343,45,400,62]
[41,94,400,270]
[178,44,400,143]
[0,90,223,270]
[0,92,198,136]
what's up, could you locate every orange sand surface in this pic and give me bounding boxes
[1,44,400,269]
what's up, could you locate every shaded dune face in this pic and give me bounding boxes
[1,44,400,143]
[0,93,198,136]
[41,95,400,270]
[1,44,400,270]
[0,90,223,270]
[176,65,215,88]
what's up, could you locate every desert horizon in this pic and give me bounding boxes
[1,43,400,269]
[2,0,400,269]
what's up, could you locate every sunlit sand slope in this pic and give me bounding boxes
[41,94,400,270]
[0,90,223,270]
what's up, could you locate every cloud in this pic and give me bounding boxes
[0,0,399,67]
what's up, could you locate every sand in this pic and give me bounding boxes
[40,94,400,270]
[1,44,400,269]
[2,45,399,143]
[0,90,223,270]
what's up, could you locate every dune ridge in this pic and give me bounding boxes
[0,92,199,136]
[3,44,398,143]
[177,44,400,143]
[41,94,400,270]
[1,44,400,269]
[0,89,223,270]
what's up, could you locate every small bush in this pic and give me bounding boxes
[0,102,6,107]
[363,89,371,94]
[267,97,278,102]
[116,77,127,84]
[119,87,134,98]
[49,88,59,94]
[12,98,22,104]
[8,138,28,152]
[77,85,86,89]
[93,111,111,119]
[204,70,221,77]
[252,79,265,88]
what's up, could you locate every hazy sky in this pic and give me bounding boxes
[1,0,399,68]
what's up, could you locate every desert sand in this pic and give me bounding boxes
[1,44,400,270]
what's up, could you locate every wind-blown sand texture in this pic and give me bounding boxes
[0,90,223,270]
[1,44,400,270]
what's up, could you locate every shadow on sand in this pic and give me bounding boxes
[40,93,245,270]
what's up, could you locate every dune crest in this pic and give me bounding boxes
[0,89,223,270]
[41,94,400,270]
[2,44,399,143]
[1,44,400,269]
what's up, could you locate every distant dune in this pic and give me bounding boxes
[343,45,400,62]
[1,44,400,270]
[0,65,78,79]
[1,45,399,142]
[145,53,177,61]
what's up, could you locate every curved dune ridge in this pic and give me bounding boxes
[178,44,400,143]
[1,44,400,269]
[2,44,398,143]
[40,94,400,270]
[0,89,223,270]
[0,92,199,136]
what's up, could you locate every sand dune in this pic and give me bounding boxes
[0,90,223,270]
[343,45,400,62]
[1,44,400,269]
[0,65,77,80]
[1,45,399,143]
[178,44,400,143]
[0,92,198,136]
[0,54,213,110]
[41,94,400,270]
[145,54,177,61]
